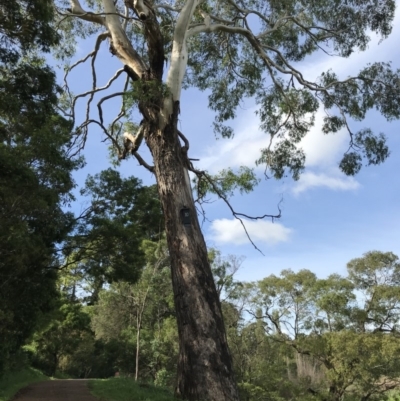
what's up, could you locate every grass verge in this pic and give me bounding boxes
[0,367,48,401]
[88,378,178,401]
[387,391,400,401]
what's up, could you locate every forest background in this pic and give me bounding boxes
[1,1,400,401]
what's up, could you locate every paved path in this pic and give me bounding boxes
[12,379,100,401]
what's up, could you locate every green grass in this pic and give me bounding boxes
[387,391,400,401]
[88,378,178,401]
[0,367,48,401]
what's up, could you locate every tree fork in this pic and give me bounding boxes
[145,102,240,401]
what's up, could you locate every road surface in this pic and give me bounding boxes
[12,379,99,401]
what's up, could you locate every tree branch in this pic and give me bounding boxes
[188,165,281,254]
[97,92,126,125]
[132,151,155,173]
[123,123,145,154]
[161,0,203,128]
[102,0,147,77]
[69,0,106,25]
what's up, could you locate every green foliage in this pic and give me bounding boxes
[88,377,178,401]
[90,238,176,381]
[125,81,171,109]
[184,0,399,181]
[251,251,400,400]
[0,20,81,372]
[0,367,48,401]
[0,0,59,63]
[195,166,260,201]
[62,169,163,291]
[154,369,175,388]
[30,299,92,377]
[27,175,170,380]
[25,245,400,401]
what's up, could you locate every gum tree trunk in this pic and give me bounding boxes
[145,105,240,401]
[68,1,240,399]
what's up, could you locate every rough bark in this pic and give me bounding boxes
[145,105,240,401]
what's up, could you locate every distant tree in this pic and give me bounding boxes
[55,0,400,398]
[209,249,244,302]
[255,251,400,401]
[91,238,176,381]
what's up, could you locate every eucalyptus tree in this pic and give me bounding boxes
[55,0,400,399]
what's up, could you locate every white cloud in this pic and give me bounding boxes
[209,218,292,246]
[197,108,361,195]
[292,171,360,195]
[198,115,266,173]
[297,8,400,83]
[299,111,349,168]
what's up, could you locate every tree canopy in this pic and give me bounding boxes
[250,251,400,400]
[55,0,400,183]
[0,0,81,373]
[62,168,163,293]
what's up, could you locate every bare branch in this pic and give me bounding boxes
[177,130,189,152]
[97,92,126,125]
[89,67,126,121]
[58,7,140,22]
[225,0,271,26]
[69,0,105,25]
[63,32,109,127]
[110,75,131,137]
[188,164,281,254]
[132,151,155,173]
[155,4,182,13]
[71,118,119,157]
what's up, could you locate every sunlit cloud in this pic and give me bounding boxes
[198,115,266,174]
[299,111,349,168]
[209,218,292,246]
[292,171,360,195]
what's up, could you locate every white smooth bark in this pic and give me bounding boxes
[160,0,202,129]
[166,0,198,99]
[134,0,150,19]
[102,0,147,76]
[70,0,105,25]
[187,23,250,37]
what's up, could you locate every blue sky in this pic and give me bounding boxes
[60,4,400,284]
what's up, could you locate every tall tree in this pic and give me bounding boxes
[0,0,81,373]
[55,1,400,399]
